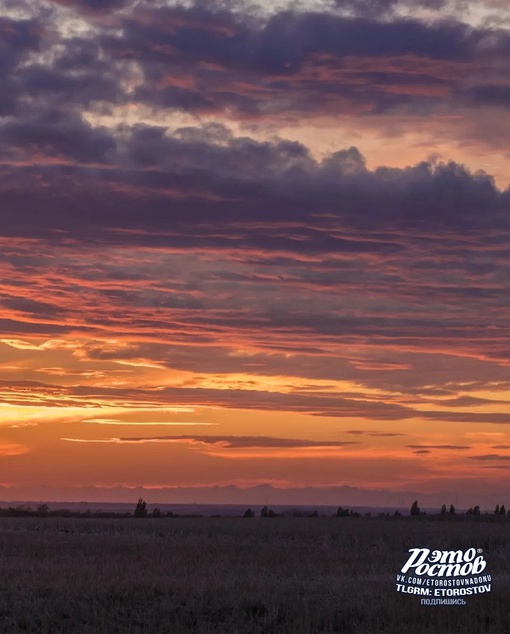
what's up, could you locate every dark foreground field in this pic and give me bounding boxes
[1,516,509,633]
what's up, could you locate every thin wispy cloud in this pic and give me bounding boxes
[83,419,217,426]
[61,435,361,448]
[406,444,471,450]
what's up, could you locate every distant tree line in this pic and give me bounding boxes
[407,500,509,520]
[0,504,131,519]
[1,498,508,519]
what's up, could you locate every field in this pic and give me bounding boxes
[1,516,509,633]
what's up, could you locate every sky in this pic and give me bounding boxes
[1,0,510,507]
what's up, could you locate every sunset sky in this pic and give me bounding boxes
[1,0,510,506]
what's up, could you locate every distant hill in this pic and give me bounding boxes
[0,483,506,513]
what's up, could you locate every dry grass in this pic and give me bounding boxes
[1,516,510,633]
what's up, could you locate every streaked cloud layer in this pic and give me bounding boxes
[1,0,510,503]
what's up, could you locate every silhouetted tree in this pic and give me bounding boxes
[37,503,49,517]
[473,505,480,515]
[152,507,162,518]
[410,500,420,516]
[500,505,506,515]
[449,504,456,515]
[134,498,147,518]
[243,508,255,518]
[495,504,500,515]
[440,504,447,515]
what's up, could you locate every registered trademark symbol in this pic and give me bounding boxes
[477,549,483,554]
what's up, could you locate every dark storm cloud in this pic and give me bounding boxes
[0,21,122,123]
[0,16,41,115]
[329,0,446,14]
[2,1,510,126]
[0,109,116,163]
[464,85,510,108]
[0,125,503,239]
[113,5,493,69]
[111,7,509,116]
[21,50,121,108]
[0,17,40,75]
[48,0,130,10]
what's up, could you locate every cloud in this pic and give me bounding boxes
[0,16,41,116]
[49,0,129,10]
[1,0,510,447]
[83,418,216,426]
[0,128,504,249]
[345,429,404,437]
[107,7,510,121]
[468,454,510,461]
[0,442,29,456]
[406,444,471,450]
[1,338,47,350]
[1,2,510,138]
[0,108,116,164]
[60,434,359,458]
[117,434,360,447]
[433,396,510,407]
[0,378,454,418]
[328,0,447,15]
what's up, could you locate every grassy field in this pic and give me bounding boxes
[1,516,509,633]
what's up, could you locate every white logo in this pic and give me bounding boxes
[401,548,486,577]
[396,547,491,605]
